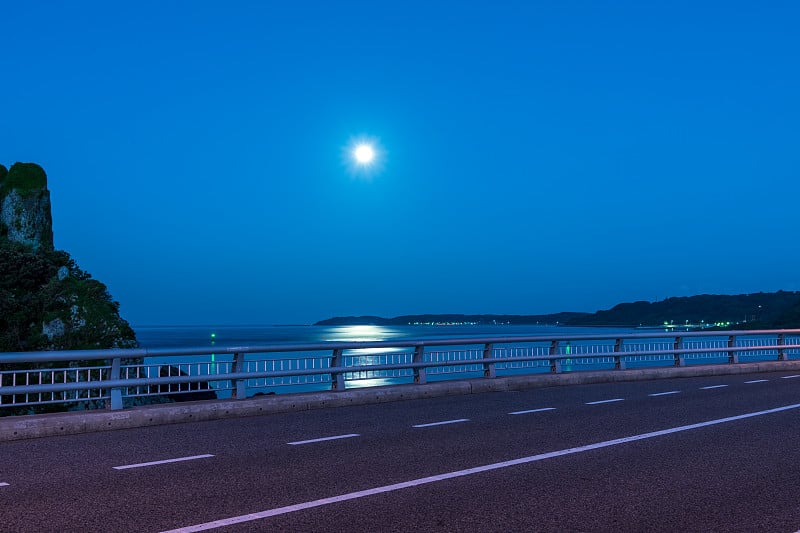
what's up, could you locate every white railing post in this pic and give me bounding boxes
[232,352,246,399]
[482,343,495,378]
[550,340,562,373]
[413,344,427,384]
[674,336,684,367]
[330,348,345,390]
[108,357,123,410]
[728,335,738,364]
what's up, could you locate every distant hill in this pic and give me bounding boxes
[315,312,590,326]
[316,291,800,329]
[568,292,800,328]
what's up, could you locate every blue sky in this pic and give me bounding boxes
[2,1,798,326]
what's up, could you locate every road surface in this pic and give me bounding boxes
[2,370,800,532]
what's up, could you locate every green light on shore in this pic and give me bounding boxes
[211,333,216,339]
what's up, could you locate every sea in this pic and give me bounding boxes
[131,323,771,397]
[133,324,642,349]
[132,323,644,396]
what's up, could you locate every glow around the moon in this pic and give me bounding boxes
[344,136,385,177]
[353,143,375,165]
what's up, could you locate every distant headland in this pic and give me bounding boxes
[316,291,800,330]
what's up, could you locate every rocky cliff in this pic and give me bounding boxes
[0,162,137,352]
[0,163,54,252]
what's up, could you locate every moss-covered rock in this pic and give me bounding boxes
[0,162,53,252]
[0,189,54,252]
[0,162,141,414]
[0,161,135,350]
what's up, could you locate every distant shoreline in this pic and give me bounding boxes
[313,292,800,330]
[313,312,589,327]
[134,288,800,332]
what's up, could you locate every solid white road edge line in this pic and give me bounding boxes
[701,385,729,390]
[649,391,680,397]
[113,454,215,470]
[159,401,800,533]
[413,419,470,428]
[509,408,556,415]
[586,398,624,405]
[288,434,360,445]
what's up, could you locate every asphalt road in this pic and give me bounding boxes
[3,370,800,532]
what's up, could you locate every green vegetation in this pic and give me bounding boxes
[0,236,139,415]
[0,164,8,240]
[0,239,137,352]
[569,292,800,328]
[1,162,47,196]
[0,160,140,415]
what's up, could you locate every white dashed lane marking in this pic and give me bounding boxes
[586,399,624,405]
[781,375,800,379]
[413,419,469,428]
[509,408,556,415]
[0,482,9,487]
[701,385,729,390]
[649,391,680,397]
[113,454,215,470]
[745,380,769,384]
[160,402,800,533]
[288,434,360,445]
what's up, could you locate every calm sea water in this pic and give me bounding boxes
[133,324,641,349]
[132,324,774,397]
[133,324,644,397]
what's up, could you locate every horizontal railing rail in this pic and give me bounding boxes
[2,328,799,412]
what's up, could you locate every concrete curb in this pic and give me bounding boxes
[3,361,800,442]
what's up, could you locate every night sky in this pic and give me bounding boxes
[2,1,798,326]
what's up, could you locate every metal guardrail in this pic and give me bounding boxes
[1,329,799,412]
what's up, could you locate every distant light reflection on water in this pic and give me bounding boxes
[323,325,398,343]
[135,324,640,350]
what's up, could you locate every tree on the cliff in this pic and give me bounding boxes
[1,162,47,195]
[0,239,137,352]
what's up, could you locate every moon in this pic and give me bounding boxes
[353,143,375,165]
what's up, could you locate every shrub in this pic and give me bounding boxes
[2,162,47,196]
